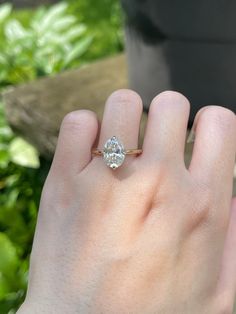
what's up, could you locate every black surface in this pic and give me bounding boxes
[122,0,236,117]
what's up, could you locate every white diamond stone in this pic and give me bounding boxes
[103,136,125,169]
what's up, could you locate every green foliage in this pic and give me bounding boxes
[0,1,123,313]
[0,101,50,313]
[0,2,93,86]
[68,0,124,60]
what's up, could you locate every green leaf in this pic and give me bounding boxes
[5,189,20,208]
[0,53,8,66]
[4,20,28,41]
[0,276,11,301]
[37,31,66,46]
[52,15,76,32]
[0,150,10,168]
[62,24,86,42]
[30,7,46,31]
[9,137,40,169]
[63,36,93,67]
[38,2,68,32]
[0,233,18,276]
[0,125,12,138]
[0,3,12,23]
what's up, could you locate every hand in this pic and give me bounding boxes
[18,90,236,314]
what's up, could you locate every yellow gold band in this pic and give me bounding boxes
[92,149,143,156]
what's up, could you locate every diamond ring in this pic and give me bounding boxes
[92,136,142,169]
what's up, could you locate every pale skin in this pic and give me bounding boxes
[18,90,236,314]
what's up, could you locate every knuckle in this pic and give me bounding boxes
[189,180,230,233]
[192,181,214,225]
[147,162,175,207]
[200,184,214,209]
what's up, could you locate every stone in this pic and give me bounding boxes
[103,136,125,169]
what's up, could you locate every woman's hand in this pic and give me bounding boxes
[18,90,236,313]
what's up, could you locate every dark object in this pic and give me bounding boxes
[121,0,236,124]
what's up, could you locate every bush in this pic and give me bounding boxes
[68,0,123,60]
[0,2,94,86]
[0,102,50,312]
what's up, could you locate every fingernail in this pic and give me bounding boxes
[187,127,195,143]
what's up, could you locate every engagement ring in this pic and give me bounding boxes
[92,136,142,169]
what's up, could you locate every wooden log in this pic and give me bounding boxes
[3,54,146,158]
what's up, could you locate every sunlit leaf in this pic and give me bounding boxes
[0,125,12,138]
[30,7,46,30]
[63,36,93,67]
[9,138,40,168]
[0,3,12,23]
[5,189,19,208]
[0,233,18,275]
[37,32,66,46]
[38,2,68,32]
[62,24,86,41]
[52,15,76,31]
[4,20,28,41]
[0,53,8,65]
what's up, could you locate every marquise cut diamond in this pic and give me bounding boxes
[103,136,125,169]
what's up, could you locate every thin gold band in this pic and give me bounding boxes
[92,149,143,156]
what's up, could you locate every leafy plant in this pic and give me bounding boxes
[68,0,124,60]
[0,2,93,86]
[0,101,50,313]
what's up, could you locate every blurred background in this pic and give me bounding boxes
[0,0,124,312]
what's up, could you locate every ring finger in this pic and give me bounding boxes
[93,89,143,170]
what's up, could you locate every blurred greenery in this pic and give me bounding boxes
[0,1,123,312]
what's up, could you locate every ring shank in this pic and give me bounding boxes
[125,149,143,155]
[92,149,142,156]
